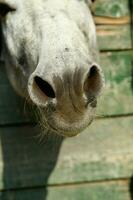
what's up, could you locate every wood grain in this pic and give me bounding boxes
[94,16,130,25]
[0,117,132,190]
[0,180,131,200]
[98,50,133,116]
[97,24,132,50]
[92,0,130,18]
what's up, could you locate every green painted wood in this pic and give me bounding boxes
[98,50,133,116]
[0,62,33,124]
[46,180,131,200]
[97,24,132,50]
[0,180,131,200]
[0,50,132,124]
[92,0,130,18]
[0,117,132,190]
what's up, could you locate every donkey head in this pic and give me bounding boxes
[0,0,104,137]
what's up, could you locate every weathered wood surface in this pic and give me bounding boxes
[0,50,132,124]
[97,24,132,50]
[92,0,130,18]
[94,16,130,25]
[0,180,131,200]
[98,50,133,116]
[93,0,132,50]
[0,117,132,190]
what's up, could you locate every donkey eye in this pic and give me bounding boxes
[0,3,15,17]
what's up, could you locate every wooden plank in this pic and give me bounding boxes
[97,24,132,50]
[94,16,130,25]
[44,180,131,200]
[92,0,130,18]
[98,50,133,116]
[0,180,131,200]
[0,50,132,124]
[0,117,132,190]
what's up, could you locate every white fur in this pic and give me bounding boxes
[1,0,104,137]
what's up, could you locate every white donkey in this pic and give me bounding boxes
[0,0,104,137]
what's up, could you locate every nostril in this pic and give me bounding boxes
[89,65,98,77]
[83,65,103,100]
[34,76,55,98]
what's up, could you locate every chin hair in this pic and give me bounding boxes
[33,104,95,138]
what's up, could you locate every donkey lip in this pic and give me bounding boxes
[46,117,94,137]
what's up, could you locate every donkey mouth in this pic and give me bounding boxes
[42,114,94,137]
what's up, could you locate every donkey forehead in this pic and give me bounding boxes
[1,0,90,13]
[1,0,93,31]
[1,0,71,8]
[1,0,41,9]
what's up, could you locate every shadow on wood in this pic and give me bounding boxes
[128,0,133,46]
[128,0,133,93]
[0,125,63,199]
[129,176,133,200]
